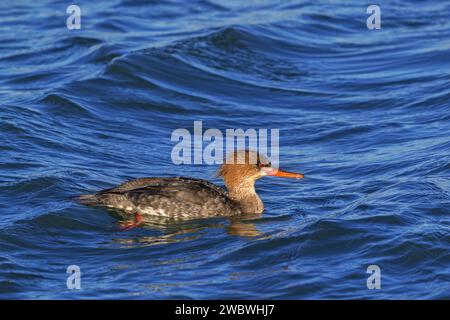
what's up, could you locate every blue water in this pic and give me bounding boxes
[1,0,449,299]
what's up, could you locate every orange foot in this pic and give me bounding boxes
[119,212,144,231]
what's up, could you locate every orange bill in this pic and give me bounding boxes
[268,169,304,179]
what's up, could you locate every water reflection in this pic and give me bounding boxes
[227,215,262,237]
[111,213,264,247]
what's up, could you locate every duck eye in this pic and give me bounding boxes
[258,162,270,168]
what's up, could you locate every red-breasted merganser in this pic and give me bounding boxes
[76,151,304,229]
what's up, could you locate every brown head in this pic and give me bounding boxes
[217,150,304,213]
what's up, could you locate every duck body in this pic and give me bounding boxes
[76,151,304,225]
[77,177,243,219]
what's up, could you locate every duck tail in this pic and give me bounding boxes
[74,194,100,206]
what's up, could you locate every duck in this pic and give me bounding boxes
[76,150,304,229]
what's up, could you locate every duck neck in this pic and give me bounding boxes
[224,178,264,214]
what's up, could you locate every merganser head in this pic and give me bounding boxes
[216,150,304,214]
[217,150,304,188]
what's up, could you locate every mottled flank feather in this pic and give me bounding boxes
[76,177,242,218]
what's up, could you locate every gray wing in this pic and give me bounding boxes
[99,177,178,193]
[97,177,241,218]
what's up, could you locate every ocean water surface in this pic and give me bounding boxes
[0,0,449,299]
